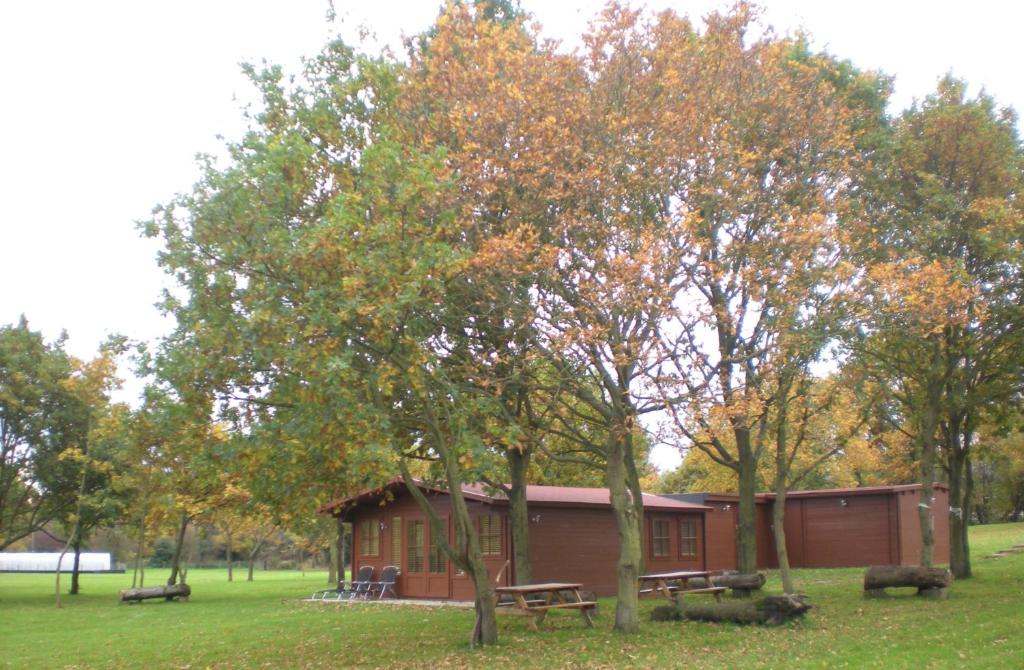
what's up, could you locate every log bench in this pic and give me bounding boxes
[686,572,766,597]
[863,566,952,599]
[119,583,191,603]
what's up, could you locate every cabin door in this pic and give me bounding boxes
[425,516,451,598]
[403,516,450,598]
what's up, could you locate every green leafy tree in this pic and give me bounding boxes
[0,318,78,550]
[854,76,1024,574]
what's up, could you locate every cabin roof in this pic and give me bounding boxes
[664,482,949,505]
[320,479,710,516]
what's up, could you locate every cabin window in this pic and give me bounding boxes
[360,519,380,557]
[479,514,502,555]
[652,519,670,557]
[428,528,447,573]
[407,520,425,573]
[391,516,402,565]
[680,519,698,558]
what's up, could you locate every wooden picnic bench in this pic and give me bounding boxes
[494,582,596,630]
[638,570,726,604]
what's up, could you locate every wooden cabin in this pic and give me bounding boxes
[320,481,711,600]
[667,483,950,570]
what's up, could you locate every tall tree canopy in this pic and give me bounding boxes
[853,76,1024,574]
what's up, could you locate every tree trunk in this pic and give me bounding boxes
[132,509,146,588]
[961,453,974,574]
[398,450,497,646]
[947,422,973,579]
[772,490,794,594]
[335,516,346,582]
[606,432,643,634]
[247,540,264,582]
[167,513,190,586]
[226,528,233,582]
[506,447,532,584]
[70,537,82,595]
[863,565,951,589]
[327,538,338,585]
[54,538,73,608]
[916,376,943,568]
[131,470,151,589]
[56,455,89,608]
[736,433,758,575]
[771,390,794,594]
[119,583,191,602]
[469,556,499,648]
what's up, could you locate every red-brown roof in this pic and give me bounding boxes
[677,482,948,505]
[320,480,710,515]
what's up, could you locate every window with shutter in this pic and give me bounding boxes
[680,519,698,558]
[479,514,501,555]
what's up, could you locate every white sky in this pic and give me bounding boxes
[2,1,1020,469]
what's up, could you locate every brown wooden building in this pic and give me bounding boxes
[667,483,950,570]
[321,481,711,599]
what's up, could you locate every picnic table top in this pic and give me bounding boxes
[495,582,583,593]
[638,570,710,581]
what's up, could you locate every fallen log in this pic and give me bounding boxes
[863,566,951,599]
[119,583,191,603]
[651,594,811,626]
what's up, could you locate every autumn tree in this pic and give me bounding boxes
[143,15,525,642]
[646,5,888,576]
[854,76,1024,574]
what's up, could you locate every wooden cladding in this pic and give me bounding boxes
[360,520,380,557]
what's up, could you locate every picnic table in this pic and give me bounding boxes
[638,570,725,603]
[494,582,596,630]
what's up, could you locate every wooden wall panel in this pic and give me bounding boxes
[756,503,776,568]
[802,494,892,568]
[702,503,738,571]
[528,508,706,597]
[896,487,951,566]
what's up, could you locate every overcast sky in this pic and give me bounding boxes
[1,1,1020,468]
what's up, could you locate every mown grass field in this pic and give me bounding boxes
[2,522,1022,669]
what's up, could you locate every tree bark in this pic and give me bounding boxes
[335,516,346,583]
[55,452,89,608]
[131,469,151,589]
[915,377,942,568]
[226,527,233,582]
[132,510,146,588]
[947,421,973,579]
[863,565,951,589]
[506,447,532,584]
[606,430,643,634]
[735,431,758,575]
[771,489,794,593]
[167,513,190,586]
[327,533,338,585]
[70,537,82,595]
[119,583,191,602]
[247,536,266,582]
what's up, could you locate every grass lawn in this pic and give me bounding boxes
[2,522,1022,669]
